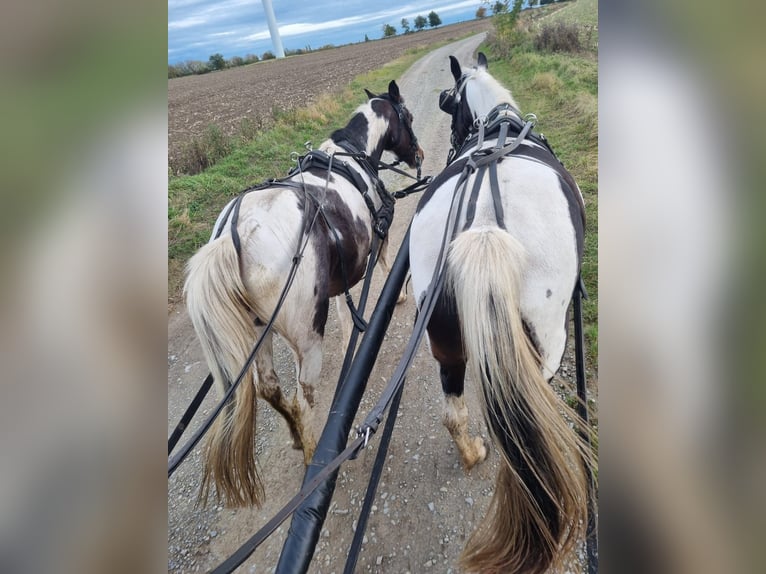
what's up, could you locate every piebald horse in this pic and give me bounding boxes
[410,54,594,573]
[185,81,423,507]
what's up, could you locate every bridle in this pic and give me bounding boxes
[375,95,422,179]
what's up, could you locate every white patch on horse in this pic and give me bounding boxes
[360,101,389,155]
[463,67,519,118]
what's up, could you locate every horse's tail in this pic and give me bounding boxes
[447,227,592,574]
[184,235,263,508]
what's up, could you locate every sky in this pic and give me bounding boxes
[168,0,487,64]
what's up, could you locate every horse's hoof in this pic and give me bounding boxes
[396,293,407,305]
[462,437,487,471]
[474,436,488,463]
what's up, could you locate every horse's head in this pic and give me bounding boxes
[439,53,517,150]
[364,80,424,171]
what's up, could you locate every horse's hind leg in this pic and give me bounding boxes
[255,329,305,450]
[428,293,486,471]
[439,361,487,471]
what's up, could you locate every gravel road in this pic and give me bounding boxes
[168,32,592,573]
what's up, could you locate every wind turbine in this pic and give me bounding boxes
[262,0,285,58]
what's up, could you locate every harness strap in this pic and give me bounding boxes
[462,164,486,230]
[489,160,506,229]
[230,192,243,254]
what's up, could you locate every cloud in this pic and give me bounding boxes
[168,16,209,30]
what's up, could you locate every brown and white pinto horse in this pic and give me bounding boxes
[184,81,423,508]
[410,54,594,573]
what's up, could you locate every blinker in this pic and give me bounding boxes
[439,89,457,114]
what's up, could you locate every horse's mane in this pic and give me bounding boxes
[463,67,520,117]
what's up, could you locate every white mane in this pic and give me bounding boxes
[462,67,519,118]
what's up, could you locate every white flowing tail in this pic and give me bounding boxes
[184,235,263,507]
[447,227,593,574]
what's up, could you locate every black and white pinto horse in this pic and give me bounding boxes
[185,81,423,508]
[410,54,593,573]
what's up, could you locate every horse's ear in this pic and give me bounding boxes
[449,55,462,82]
[388,80,401,102]
[477,52,488,70]
[364,88,376,100]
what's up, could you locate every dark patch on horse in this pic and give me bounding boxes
[426,284,466,376]
[331,112,368,155]
[546,289,552,298]
[311,297,330,337]
[313,284,318,297]
[522,318,543,358]
[294,185,371,300]
[254,317,266,326]
[558,173,585,262]
[312,296,329,337]
[440,362,467,398]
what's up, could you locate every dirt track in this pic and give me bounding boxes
[168,32,594,574]
[168,20,491,170]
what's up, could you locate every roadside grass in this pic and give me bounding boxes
[530,0,598,53]
[482,0,598,362]
[168,44,449,305]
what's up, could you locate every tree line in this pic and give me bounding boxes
[168,43,337,79]
[382,11,441,38]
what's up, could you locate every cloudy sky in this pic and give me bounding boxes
[168,0,486,64]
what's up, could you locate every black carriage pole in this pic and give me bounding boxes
[274,229,411,574]
[573,278,598,574]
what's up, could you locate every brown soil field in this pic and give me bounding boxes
[167,19,491,170]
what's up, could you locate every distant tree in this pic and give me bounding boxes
[476,6,487,18]
[243,53,259,64]
[187,60,209,75]
[414,14,427,30]
[364,33,370,42]
[382,23,397,37]
[229,55,244,67]
[492,0,508,15]
[208,53,226,70]
[401,17,411,33]
[428,11,442,28]
[262,50,275,60]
